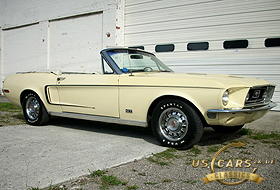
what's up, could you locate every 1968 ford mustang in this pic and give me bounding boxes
[3,48,277,149]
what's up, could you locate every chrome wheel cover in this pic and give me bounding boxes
[158,108,189,142]
[25,97,40,120]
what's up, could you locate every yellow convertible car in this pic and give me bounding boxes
[3,48,277,149]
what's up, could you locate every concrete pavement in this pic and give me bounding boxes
[0,95,9,103]
[244,110,280,132]
[0,121,166,190]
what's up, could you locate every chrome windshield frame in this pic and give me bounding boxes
[100,48,173,75]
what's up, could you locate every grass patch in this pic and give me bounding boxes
[100,175,127,189]
[182,179,198,184]
[185,146,201,157]
[0,103,25,126]
[0,112,25,126]
[127,185,139,190]
[207,146,220,153]
[261,140,273,144]
[147,157,169,166]
[147,148,178,166]
[190,146,201,156]
[0,103,21,112]
[250,132,280,141]
[234,146,246,149]
[237,128,253,135]
[90,169,106,177]
[247,131,280,148]
[88,170,128,189]
[154,148,178,159]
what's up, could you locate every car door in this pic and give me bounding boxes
[55,73,119,118]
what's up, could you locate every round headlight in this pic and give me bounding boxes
[222,90,229,106]
[246,93,250,102]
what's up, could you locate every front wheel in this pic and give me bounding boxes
[22,92,50,125]
[151,99,204,149]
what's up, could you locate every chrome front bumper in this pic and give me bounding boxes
[207,102,277,114]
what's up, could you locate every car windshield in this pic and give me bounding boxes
[107,49,173,73]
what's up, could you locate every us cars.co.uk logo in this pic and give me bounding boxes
[192,142,275,186]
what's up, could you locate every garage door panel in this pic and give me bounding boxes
[126,0,209,14]
[126,0,280,26]
[3,24,40,75]
[157,49,280,60]
[49,13,102,72]
[125,10,280,35]
[125,20,280,45]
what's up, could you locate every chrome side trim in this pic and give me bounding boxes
[207,102,277,113]
[49,111,148,127]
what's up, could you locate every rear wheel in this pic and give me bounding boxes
[211,125,244,133]
[22,92,50,125]
[151,99,204,149]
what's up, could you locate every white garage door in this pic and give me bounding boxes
[49,13,103,73]
[124,0,280,110]
[2,23,41,76]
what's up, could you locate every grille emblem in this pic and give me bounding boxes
[252,90,261,98]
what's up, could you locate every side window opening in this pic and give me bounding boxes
[102,57,114,74]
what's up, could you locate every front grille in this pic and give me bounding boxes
[245,86,275,106]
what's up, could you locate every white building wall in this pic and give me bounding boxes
[124,0,280,110]
[1,0,107,29]
[0,0,124,92]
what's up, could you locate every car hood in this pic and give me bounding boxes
[123,72,273,89]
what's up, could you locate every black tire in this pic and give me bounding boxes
[151,99,204,149]
[211,125,244,133]
[22,92,50,126]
